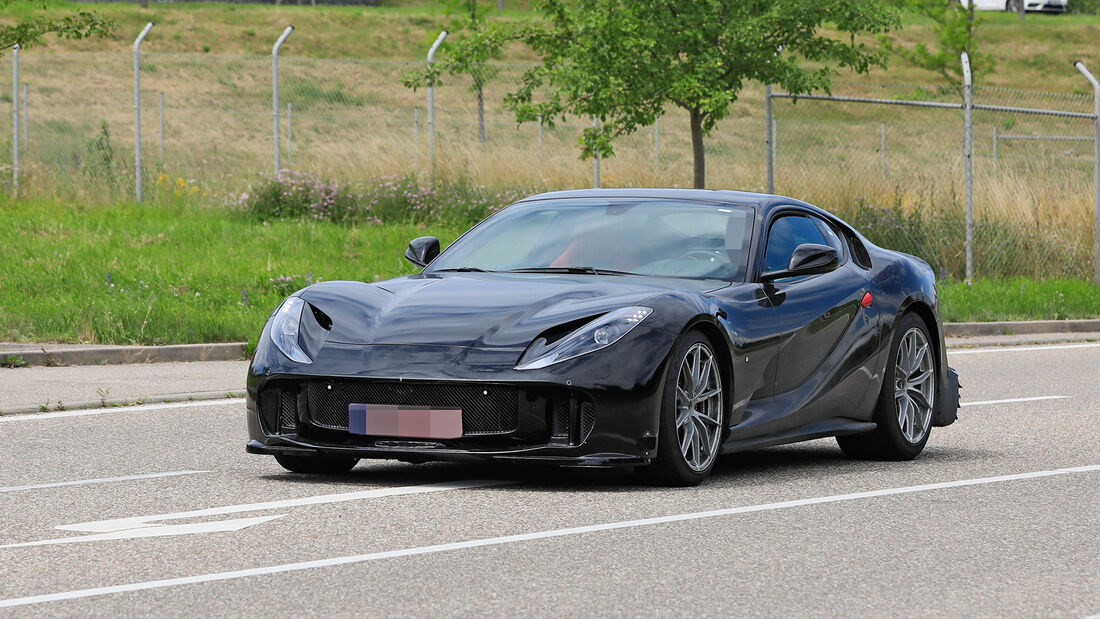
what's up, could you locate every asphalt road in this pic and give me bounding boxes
[1,343,1098,616]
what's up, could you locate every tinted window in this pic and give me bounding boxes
[764,215,827,272]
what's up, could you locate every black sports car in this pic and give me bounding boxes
[246,189,960,486]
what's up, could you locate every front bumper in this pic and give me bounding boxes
[246,374,662,467]
[1025,0,1067,12]
[246,320,676,468]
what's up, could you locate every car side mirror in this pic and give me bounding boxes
[760,243,839,282]
[404,236,440,268]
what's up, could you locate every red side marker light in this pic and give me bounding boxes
[861,292,873,308]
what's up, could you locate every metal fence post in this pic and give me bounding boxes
[133,21,154,203]
[992,125,998,172]
[426,30,447,190]
[654,116,660,163]
[287,101,293,167]
[765,84,774,193]
[158,92,165,163]
[21,83,28,150]
[880,121,887,177]
[272,25,294,177]
[11,44,18,197]
[1074,61,1100,286]
[962,52,974,282]
[592,115,600,188]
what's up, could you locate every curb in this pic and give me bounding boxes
[0,342,246,367]
[2,319,1100,368]
[943,319,1100,337]
[0,390,246,416]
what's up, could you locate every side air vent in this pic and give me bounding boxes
[636,436,657,452]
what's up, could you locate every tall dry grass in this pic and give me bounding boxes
[1,53,1094,279]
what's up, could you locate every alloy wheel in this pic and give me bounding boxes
[675,342,724,472]
[894,327,935,444]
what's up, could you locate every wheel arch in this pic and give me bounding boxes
[898,299,943,378]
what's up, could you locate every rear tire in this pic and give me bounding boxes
[275,454,359,474]
[837,313,935,461]
[645,332,726,487]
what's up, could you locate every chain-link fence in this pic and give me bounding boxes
[767,77,1097,281]
[1,41,1096,281]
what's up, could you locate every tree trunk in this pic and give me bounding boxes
[1015,0,1025,18]
[690,108,705,189]
[477,81,485,150]
[139,0,148,8]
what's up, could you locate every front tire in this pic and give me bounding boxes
[837,313,935,460]
[646,332,726,486]
[275,454,359,474]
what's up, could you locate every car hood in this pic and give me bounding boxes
[299,273,726,349]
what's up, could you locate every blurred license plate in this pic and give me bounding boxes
[348,404,462,439]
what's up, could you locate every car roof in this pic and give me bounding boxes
[515,188,821,217]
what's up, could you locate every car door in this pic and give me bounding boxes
[753,210,878,433]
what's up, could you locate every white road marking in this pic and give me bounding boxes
[1,516,284,549]
[0,470,209,493]
[950,342,1100,355]
[1,464,1096,609]
[56,479,509,534]
[961,395,1068,407]
[0,399,244,422]
[0,479,510,549]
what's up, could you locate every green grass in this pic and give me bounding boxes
[0,199,465,348]
[1,1,1097,90]
[1,199,1096,350]
[938,278,1100,322]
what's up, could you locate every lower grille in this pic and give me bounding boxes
[549,397,596,446]
[305,381,520,435]
[279,391,298,434]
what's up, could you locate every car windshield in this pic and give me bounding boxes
[426,198,755,281]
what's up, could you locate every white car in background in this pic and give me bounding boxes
[960,0,1068,12]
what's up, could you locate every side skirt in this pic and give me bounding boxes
[720,418,876,454]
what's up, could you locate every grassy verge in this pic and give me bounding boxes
[1,199,1097,350]
[938,278,1100,323]
[0,199,465,349]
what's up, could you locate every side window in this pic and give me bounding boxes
[764,215,827,272]
[813,217,845,257]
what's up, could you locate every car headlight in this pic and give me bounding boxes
[269,296,313,364]
[515,306,653,370]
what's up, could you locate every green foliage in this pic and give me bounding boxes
[237,171,525,226]
[879,0,993,84]
[406,0,900,188]
[1,354,28,368]
[80,120,124,193]
[0,0,115,53]
[1067,0,1100,14]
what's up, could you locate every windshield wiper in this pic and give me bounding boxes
[508,266,642,276]
[433,266,492,272]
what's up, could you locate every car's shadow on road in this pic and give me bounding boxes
[257,441,998,493]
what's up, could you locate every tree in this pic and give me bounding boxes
[406,0,899,189]
[0,0,115,53]
[879,0,992,85]
[437,1,501,149]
